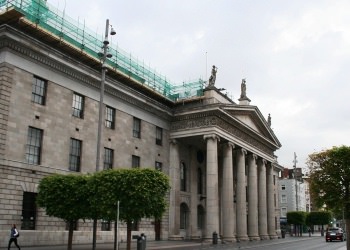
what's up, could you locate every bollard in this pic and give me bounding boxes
[212,231,218,245]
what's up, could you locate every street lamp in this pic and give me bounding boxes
[93,19,116,250]
[96,19,116,172]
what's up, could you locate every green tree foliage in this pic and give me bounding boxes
[287,211,306,236]
[306,211,331,226]
[37,169,170,250]
[308,145,350,248]
[90,168,170,250]
[36,174,90,250]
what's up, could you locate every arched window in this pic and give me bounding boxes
[180,162,186,191]
[197,168,203,194]
[197,205,205,229]
[180,203,189,229]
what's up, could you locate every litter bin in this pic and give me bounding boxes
[212,231,218,244]
[281,230,285,238]
[137,233,146,250]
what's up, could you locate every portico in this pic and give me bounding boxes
[168,86,282,241]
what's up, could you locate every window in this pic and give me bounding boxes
[132,155,140,168]
[281,194,287,203]
[180,203,189,229]
[21,192,37,230]
[281,207,287,217]
[104,147,114,169]
[281,184,286,190]
[101,220,111,231]
[69,138,82,172]
[155,161,162,171]
[197,205,205,229]
[156,126,162,145]
[25,127,43,165]
[72,93,84,118]
[31,76,47,105]
[180,162,187,191]
[197,168,203,194]
[133,117,141,138]
[105,106,115,129]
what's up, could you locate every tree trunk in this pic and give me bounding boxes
[126,221,132,250]
[67,220,74,250]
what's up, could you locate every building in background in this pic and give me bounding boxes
[0,0,282,247]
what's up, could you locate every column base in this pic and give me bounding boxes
[249,235,260,241]
[222,236,236,242]
[269,234,278,239]
[168,235,184,240]
[259,234,270,240]
[236,235,249,241]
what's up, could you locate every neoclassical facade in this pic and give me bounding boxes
[0,2,282,247]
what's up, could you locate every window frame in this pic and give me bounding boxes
[25,127,43,165]
[156,126,163,145]
[72,93,84,118]
[133,117,141,138]
[105,106,115,129]
[69,138,82,172]
[103,147,114,170]
[180,162,187,192]
[31,76,47,105]
[132,155,140,168]
[21,192,37,230]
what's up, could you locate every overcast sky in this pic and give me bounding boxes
[47,0,350,169]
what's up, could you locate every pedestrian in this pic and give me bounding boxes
[8,224,20,250]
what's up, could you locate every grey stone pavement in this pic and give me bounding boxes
[4,232,325,250]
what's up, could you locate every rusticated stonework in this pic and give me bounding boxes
[0,36,172,120]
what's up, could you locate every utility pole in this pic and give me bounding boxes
[293,152,298,211]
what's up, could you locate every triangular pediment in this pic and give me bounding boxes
[222,105,281,147]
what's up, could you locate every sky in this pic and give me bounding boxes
[46,0,350,169]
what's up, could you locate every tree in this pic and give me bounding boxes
[305,211,331,235]
[89,168,170,250]
[287,211,306,236]
[36,174,90,250]
[308,145,350,249]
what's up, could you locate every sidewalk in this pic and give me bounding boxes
[5,233,326,250]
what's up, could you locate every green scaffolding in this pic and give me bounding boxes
[0,0,206,101]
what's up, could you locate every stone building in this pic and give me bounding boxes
[0,1,282,247]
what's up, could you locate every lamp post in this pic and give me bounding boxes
[96,19,116,172]
[93,18,116,250]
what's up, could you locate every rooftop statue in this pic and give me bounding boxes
[208,65,217,86]
[240,78,246,98]
[267,113,271,127]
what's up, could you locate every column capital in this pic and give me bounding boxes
[248,153,258,161]
[258,158,267,165]
[169,139,178,145]
[236,148,247,155]
[203,134,220,142]
[223,141,235,149]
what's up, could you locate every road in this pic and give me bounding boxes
[197,236,346,250]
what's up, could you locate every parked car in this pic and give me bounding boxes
[325,227,346,242]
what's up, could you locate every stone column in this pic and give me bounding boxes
[267,163,276,238]
[222,142,235,241]
[247,153,259,240]
[169,139,180,236]
[189,147,198,238]
[258,159,269,239]
[236,148,248,241]
[203,134,220,239]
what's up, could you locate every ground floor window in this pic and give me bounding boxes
[21,192,37,230]
[180,203,189,229]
